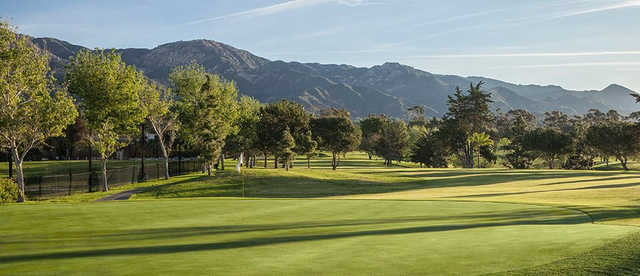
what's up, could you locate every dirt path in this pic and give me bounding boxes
[95,188,143,202]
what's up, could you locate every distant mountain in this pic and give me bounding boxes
[32,37,639,119]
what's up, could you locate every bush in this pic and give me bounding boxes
[0,178,19,204]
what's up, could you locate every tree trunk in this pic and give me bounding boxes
[368,153,372,160]
[274,156,278,169]
[207,163,212,176]
[619,156,629,171]
[285,157,290,171]
[307,156,311,169]
[220,154,225,170]
[11,148,25,202]
[163,155,170,180]
[236,152,243,173]
[101,158,109,192]
[549,157,554,169]
[8,149,13,179]
[264,152,268,168]
[332,152,337,170]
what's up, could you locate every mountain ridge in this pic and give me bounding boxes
[31,37,639,119]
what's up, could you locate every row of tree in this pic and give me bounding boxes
[3,19,640,203]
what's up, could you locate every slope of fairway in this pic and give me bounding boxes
[1,199,636,275]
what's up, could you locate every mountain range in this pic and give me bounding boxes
[30,37,639,119]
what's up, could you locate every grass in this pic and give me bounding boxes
[1,199,636,275]
[2,152,640,275]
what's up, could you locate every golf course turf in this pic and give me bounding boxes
[2,154,640,275]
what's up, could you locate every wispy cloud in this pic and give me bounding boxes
[185,0,378,25]
[409,51,640,59]
[496,62,640,69]
[558,0,640,17]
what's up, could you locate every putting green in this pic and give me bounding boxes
[1,199,636,275]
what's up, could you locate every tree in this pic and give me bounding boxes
[497,110,538,169]
[410,132,448,168]
[407,105,427,127]
[359,114,386,159]
[276,127,296,171]
[0,20,78,201]
[139,81,178,180]
[522,128,573,169]
[441,83,494,168]
[311,113,360,170]
[256,100,312,169]
[170,63,239,176]
[586,122,640,171]
[224,96,261,172]
[375,119,410,167]
[66,49,146,191]
[467,132,493,168]
[297,130,317,169]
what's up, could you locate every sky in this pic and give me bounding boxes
[2,0,640,91]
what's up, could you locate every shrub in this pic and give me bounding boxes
[0,178,19,204]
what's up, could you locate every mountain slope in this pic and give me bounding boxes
[31,37,639,118]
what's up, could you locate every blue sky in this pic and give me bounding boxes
[3,0,640,91]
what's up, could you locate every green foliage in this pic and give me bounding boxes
[359,114,387,159]
[522,128,573,169]
[311,112,360,170]
[374,118,410,166]
[586,122,640,171]
[0,178,18,204]
[442,82,494,168]
[170,63,239,171]
[277,127,296,170]
[256,100,313,167]
[66,49,146,160]
[225,96,261,158]
[410,132,448,168]
[468,132,494,168]
[0,20,78,201]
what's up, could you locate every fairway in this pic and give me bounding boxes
[3,154,640,275]
[1,199,636,275]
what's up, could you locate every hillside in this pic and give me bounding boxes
[32,37,639,119]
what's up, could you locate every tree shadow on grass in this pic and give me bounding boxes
[0,209,596,263]
[1,207,586,246]
[135,169,640,200]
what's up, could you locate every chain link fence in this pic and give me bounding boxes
[24,160,203,200]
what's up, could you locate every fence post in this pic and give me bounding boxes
[68,170,73,196]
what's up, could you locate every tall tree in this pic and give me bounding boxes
[139,81,178,180]
[0,20,78,201]
[374,119,410,167]
[441,83,494,168]
[66,49,146,191]
[497,110,538,169]
[359,114,386,159]
[311,112,361,170]
[256,100,312,169]
[224,96,261,173]
[170,63,239,176]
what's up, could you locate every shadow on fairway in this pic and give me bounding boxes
[0,209,595,263]
[135,169,640,200]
